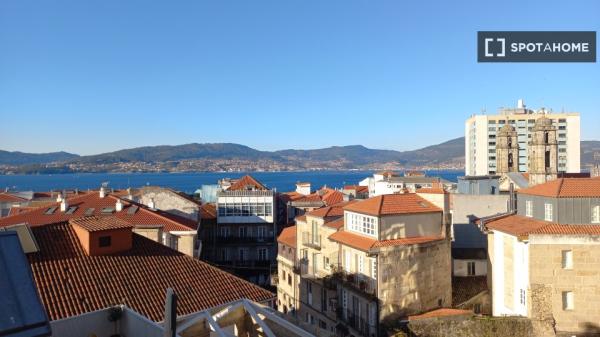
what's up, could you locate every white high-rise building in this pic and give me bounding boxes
[465,100,580,176]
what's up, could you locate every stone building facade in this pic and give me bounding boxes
[277,194,452,337]
[484,178,600,336]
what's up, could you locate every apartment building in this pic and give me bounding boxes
[465,100,580,176]
[278,194,452,337]
[483,177,600,335]
[213,175,277,286]
[277,225,301,318]
[283,182,346,224]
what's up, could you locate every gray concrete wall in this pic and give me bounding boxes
[451,194,509,248]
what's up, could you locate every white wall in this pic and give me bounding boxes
[566,115,581,173]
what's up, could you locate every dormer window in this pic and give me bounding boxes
[99,235,111,247]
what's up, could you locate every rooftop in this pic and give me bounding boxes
[277,225,297,248]
[27,221,274,321]
[227,175,268,191]
[518,177,600,198]
[328,230,443,252]
[484,214,600,237]
[70,216,134,232]
[0,191,198,232]
[343,193,441,217]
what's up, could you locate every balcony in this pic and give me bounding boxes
[213,259,275,270]
[301,231,321,250]
[336,308,374,337]
[330,269,377,298]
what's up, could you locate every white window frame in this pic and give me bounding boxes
[592,205,600,224]
[370,257,377,279]
[562,250,573,269]
[562,291,574,310]
[358,255,364,274]
[467,261,476,276]
[544,203,553,222]
[525,200,533,217]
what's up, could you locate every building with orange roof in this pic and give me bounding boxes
[284,184,348,224]
[276,225,300,318]
[0,214,275,325]
[483,177,600,335]
[276,193,452,336]
[0,191,30,217]
[0,186,200,257]
[213,175,277,287]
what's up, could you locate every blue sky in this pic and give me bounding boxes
[1,0,599,155]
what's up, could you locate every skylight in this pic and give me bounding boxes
[44,207,57,215]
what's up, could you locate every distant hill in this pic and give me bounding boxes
[1,138,598,170]
[0,150,79,166]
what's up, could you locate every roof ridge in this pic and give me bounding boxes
[116,195,197,231]
[557,178,565,197]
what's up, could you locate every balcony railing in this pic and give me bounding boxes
[301,231,321,250]
[336,308,374,337]
[213,259,274,269]
[330,269,377,297]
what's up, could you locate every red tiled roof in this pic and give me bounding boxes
[375,170,397,176]
[27,222,274,321]
[344,194,441,216]
[324,217,344,230]
[228,175,267,191]
[518,178,600,198]
[0,193,27,202]
[485,214,600,236]
[320,188,344,206]
[328,231,377,252]
[329,230,443,252]
[277,225,297,248]
[200,203,216,220]
[416,188,446,194]
[408,308,472,321]
[70,216,134,232]
[0,192,198,232]
[307,200,358,219]
[8,207,36,216]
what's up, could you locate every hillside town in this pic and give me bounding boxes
[2,101,600,337]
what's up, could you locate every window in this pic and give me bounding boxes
[592,206,600,224]
[238,248,247,261]
[257,226,266,239]
[323,256,330,270]
[239,227,247,238]
[220,227,230,237]
[562,291,574,310]
[99,235,111,247]
[358,255,364,274]
[319,320,327,330]
[258,248,268,261]
[371,258,377,279]
[562,250,573,269]
[321,288,327,312]
[544,203,553,221]
[287,274,291,285]
[520,289,526,305]
[307,282,313,306]
[467,261,476,276]
[525,200,533,217]
[347,212,377,236]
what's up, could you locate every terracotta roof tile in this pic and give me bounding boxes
[307,200,358,219]
[452,276,487,306]
[485,214,600,236]
[0,193,27,202]
[343,185,369,193]
[27,222,274,321]
[416,188,447,194]
[228,175,267,191]
[343,193,441,217]
[518,178,600,198]
[324,217,345,230]
[0,192,198,232]
[320,188,344,206]
[200,203,217,220]
[8,207,36,216]
[328,230,443,252]
[408,308,472,321]
[277,225,297,248]
[70,216,134,232]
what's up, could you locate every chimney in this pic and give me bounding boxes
[60,198,69,212]
[56,193,63,203]
[115,199,123,212]
[148,198,156,210]
[127,187,133,200]
[99,186,106,198]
